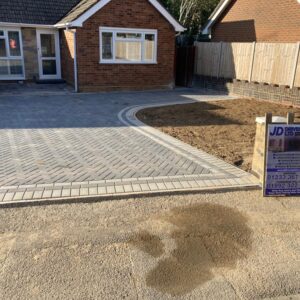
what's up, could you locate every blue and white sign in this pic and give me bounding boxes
[265,124,300,196]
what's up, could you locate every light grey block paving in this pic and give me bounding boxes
[132,184,142,192]
[88,187,98,195]
[115,185,125,193]
[97,186,107,194]
[140,183,150,192]
[33,191,43,199]
[23,191,34,200]
[123,185,133,193]
[52,190,62,198]
[148,183,158,191]
[0,193,5,202]
[80,188,89,196]
[3,193,15,202]
[0,88,259,203]
[172,181,184,189]
[12,192,24,201]
[42,190,53,199]
[106,186,116,194]
[62,189,71,197]
[71,189,80,197]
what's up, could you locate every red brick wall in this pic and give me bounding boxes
[212,0,300,42]
[76,0,176,91]
[60,30,75,85]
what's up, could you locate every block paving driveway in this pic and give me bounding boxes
[0,88,258,203]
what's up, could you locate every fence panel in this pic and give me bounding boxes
[251,43,274,84]
[194,41,300,88]
[194,42,221,77]
[219,42,253,80]
[272,43,298,86]
[251,43,297,86]
[294,48,300,88]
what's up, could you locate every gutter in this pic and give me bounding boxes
[0,22,54,28]
[201,0,232,35]
[55,23,76,28]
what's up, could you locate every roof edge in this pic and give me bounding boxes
[0,22,54,28]
[201,0,232,35]
[148,0,185,32]
[55,0,186,32]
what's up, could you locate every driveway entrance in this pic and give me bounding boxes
[0,89,258,203]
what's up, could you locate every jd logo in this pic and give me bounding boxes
[270,127,284,136]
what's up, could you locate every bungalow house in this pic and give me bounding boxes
[0,0,185,91]
[202,0,300,42]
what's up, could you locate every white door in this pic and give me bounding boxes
[36,30,61,80]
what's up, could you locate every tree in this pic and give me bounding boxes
[161,0,219,35]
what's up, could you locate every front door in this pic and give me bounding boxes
[37,30,61,80]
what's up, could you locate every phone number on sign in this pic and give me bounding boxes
[266,181,298,189]
[267,174,299,181]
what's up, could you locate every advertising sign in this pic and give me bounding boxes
[265,124,300,196]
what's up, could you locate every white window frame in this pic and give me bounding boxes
[99,27,158,64]
[0,27,25,80]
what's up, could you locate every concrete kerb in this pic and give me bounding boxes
[0,185,261,208]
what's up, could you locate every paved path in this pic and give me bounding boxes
[0,82,73,96]
[0,190,299,299]
[0,89,258,204]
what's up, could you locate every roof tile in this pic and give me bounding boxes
[0,0,81,25]
[58,0,99,25]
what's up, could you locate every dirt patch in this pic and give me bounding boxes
[129,203,252,296]
[129,231,165,258]
[137,99,300,171]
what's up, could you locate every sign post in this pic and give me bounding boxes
[263,112,300,197]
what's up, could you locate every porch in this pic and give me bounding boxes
[0,27,62,82]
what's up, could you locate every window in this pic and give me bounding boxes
[0,28,24,79]
[100,27,157,64]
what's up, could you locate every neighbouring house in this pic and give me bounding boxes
[202,0,300,42]
[195,0,300,105]
[0,0,185,91]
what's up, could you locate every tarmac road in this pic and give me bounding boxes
[0,190,299,299]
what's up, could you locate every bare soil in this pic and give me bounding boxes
[137,99,300,172]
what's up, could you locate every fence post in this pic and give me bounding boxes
[248,42,256,82]
[217,42,223,79]
[287,112,295,124]
[290,42,300,89]
[194,41,198,74]
[262,112,272,196]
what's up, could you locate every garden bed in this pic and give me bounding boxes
[137,99,300,172]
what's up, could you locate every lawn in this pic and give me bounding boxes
[137,98,300,172]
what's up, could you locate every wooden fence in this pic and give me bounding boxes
[195,42,300,88]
